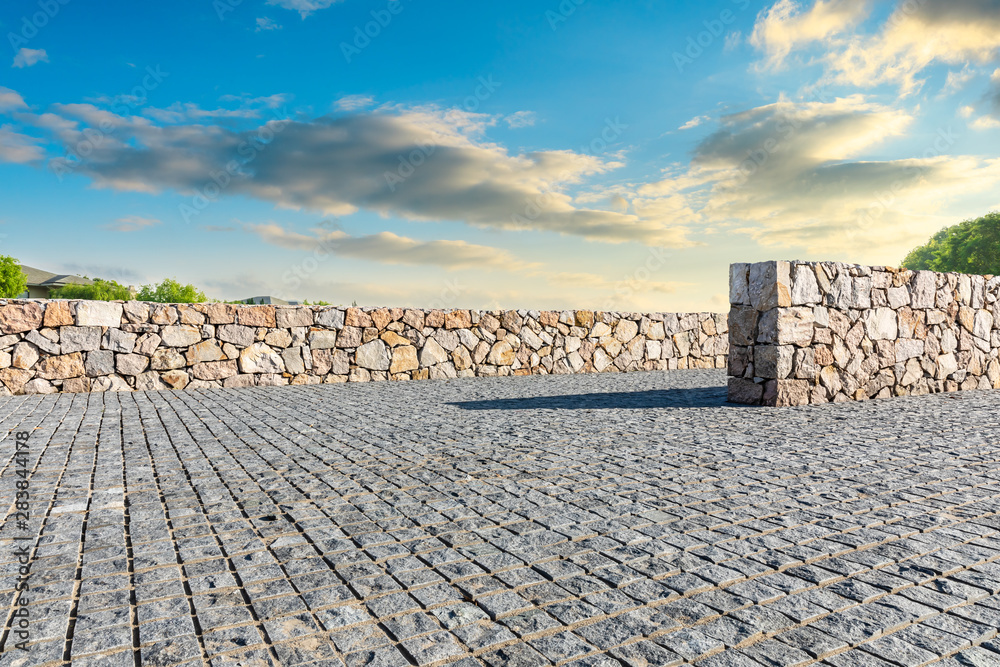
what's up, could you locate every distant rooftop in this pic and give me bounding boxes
[241,296,300,305]
[21,264,94,289]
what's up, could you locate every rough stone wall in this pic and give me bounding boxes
[728,261,1000,406]
[0,300,728,395]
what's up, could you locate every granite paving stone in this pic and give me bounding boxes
[1,369,1000,665]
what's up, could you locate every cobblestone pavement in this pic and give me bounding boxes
[1,370,999,667]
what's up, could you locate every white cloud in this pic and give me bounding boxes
[939,65,976,97]
[37,104,689,246]
[245,223,536,270]
[0,126,44,163]
[334,94,375,111]
[266,0,342,18]
[750,0,871,70]
[972,116,1000,130]
[0,87,28,111]
[626,96,1000,263]
[143,102,261,124]
[504,111,536,128]
[724,30,742,53]
[218,93,291,109]
[961,68,1000,129]
[678,115,711,130]
[256,17,282,31]
[12,48,48,69]
[102,216,161,232]
[752,0,1000,95]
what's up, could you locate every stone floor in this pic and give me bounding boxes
[1,370,999,667]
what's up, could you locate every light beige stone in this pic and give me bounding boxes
[390,346,419,374]
[757,307,814,346]
[264,329,293,348]
[12,342,38,370]
[186,340,226,364]
[160,325,202,348]
[487,341,515,366]
[749,260,791,311]
[276,307,313,328]
[0,368,33,393]
[308,330,338,350]
[191,360,238,380]
[151,348,186,370]
[161,370,190,390]
[239,343,284,374]
[150,305,178,325]
[135,372,166,391]
[116,353,149,376]
[420,338,449,366]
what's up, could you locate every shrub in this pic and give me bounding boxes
[50,279,133,301]
[135,278,207,303]
[902,212,1000,275]
[0,256,28,298]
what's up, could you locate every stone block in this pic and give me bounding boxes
[239,343,285,374]
[0,303,44,334]
[749,260,791,311]
[161,326,202,348]
[390,346,419,374]
[102,329,137,353]
[85,350,115,377]
[864,308,898,341]
[727,377,763,405]
[191,360,238,380]
[791,264,821,305]
[276,307,313,328]
[911,271,936,308]
[116,354,149,376]
[218,325,255,347]
[728,307,758,347]
[754,345,795,380]
[729,263,750,305]
[237,305,276,328]
[36,353,85,380]
[756,308,814,346]
[75,301,123,327]
[774,380,810,407]
[315,307,346,329]
[43,301,74,327]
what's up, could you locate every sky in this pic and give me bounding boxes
[2,0,1000,312]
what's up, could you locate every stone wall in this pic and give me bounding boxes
[0,300,728,395]
[728,261,1000,406]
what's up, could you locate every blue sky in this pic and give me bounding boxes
[2,0,1000,310]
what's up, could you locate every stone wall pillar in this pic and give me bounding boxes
[728,261,1000,406]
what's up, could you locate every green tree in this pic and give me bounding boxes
[902,212,1000,275]
[0,256,28,298]
[135,278,207,303]
[50,279,133,301]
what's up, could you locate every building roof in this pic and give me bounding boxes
[20,265,94,288]
[242,296,299,305]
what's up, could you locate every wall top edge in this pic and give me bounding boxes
[730,260,997,282]
[0,299,726,319]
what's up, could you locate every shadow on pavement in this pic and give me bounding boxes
[449,386,728,410]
